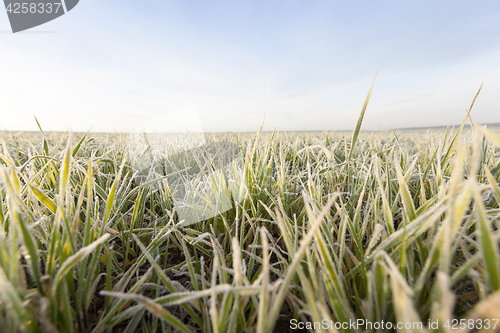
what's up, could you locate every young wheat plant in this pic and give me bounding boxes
[1,99,500,332]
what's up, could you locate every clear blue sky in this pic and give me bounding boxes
[1,0,499,132]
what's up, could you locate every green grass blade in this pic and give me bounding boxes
[348,72,377,161]
[53,234,110,296]
[27,182,57,213]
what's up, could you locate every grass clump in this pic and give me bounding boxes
[1,102,500,332]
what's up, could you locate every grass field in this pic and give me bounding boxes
[1,116,500,332]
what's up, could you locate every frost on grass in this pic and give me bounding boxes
[0,126,500,333]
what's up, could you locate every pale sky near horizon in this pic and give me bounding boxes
[1,1,499,133]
